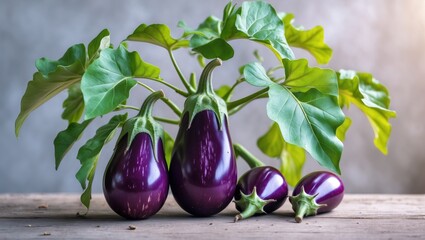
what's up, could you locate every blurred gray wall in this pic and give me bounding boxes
[1,0,424,193]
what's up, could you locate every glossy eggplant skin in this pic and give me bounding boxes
[103,132,168,220]
[235,166,288,213]
[292,171,344,213]
[169,110,237,217]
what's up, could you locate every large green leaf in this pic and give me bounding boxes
[235,1,294,60]
[75,114,127,209]
[15,44,86,136]
[283,59,338,96]
[62,83,84,123]
[81,44,161,119]
[127,24,189,50]
[182,1,294,61]
[267,85,345,174]
[283,13,332,64]
[54,119,93,170]
[243,60,344,173]
[16,30,112,136]
[257,123,306,186]
[338,70,396,154]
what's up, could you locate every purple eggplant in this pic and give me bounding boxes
[234,166,288,222]
[103,91,168,220]
[289,171,344,223]
[169,59,237,217]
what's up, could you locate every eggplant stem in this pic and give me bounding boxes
[235,204,258,222]
[294,201,308,223]
[197,58,222,95]
[138,91,165,118]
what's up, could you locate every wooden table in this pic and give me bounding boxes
[0,194,424,239]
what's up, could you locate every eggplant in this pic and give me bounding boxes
[234,166,288,222]
[289,171,344,223]
[169,59,237,217]
[103,91,168,220]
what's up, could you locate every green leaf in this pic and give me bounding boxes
[54,119,93,170]
[257,123,306,186]
[267,85,345,174]
[214,84,231,99]
[336,117,352,142]
[184,2,295,61]
[243,62,275,87]
[127,24,189,50]
[15,44,86,136]
[62,83,84,123]
[75,114,127,209]
[163,131,174,169]
[257,122,284,158]
[186,16,235,60]
[235,1,294,60]
[192,38,234,60]
[338,71,396,154]
[192,16,222,42]
[283,13,333,64]
[280,140,306,187]
[87,29,111,63]
[35,44,86,76]
[81,44,161,119]
[283,58,338,96]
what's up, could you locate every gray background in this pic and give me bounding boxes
[1,0,424,194]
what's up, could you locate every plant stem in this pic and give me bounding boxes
[116,104,180,125]
[168,50,195,94]
[267,65,283,76]
[153,116,180,125]
[117,104,140,111]
[227,87,269,111]
[147,78,189,97]
[137,81,182,117]
[223,77,244,102]
[233,143,264,168]
[189,72,197,90]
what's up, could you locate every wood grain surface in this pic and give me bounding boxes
[0,194,424,239]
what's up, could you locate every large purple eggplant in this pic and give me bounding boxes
[234,166,288,222]
[103,91,169,220]
[169,59,237,217]
[289,171,344,223]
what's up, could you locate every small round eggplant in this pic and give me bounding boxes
[289,171,344,223]
[234,166,288,222]
[169,59,237,217]
[103,91,168,220]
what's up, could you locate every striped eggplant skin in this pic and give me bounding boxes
[169,110,237,217]
[103,132,169,220]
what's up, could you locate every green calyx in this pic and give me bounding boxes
[118,90,165,160]
[184,58,228,129]
[233,187,276,222]
[289,186,327,223]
